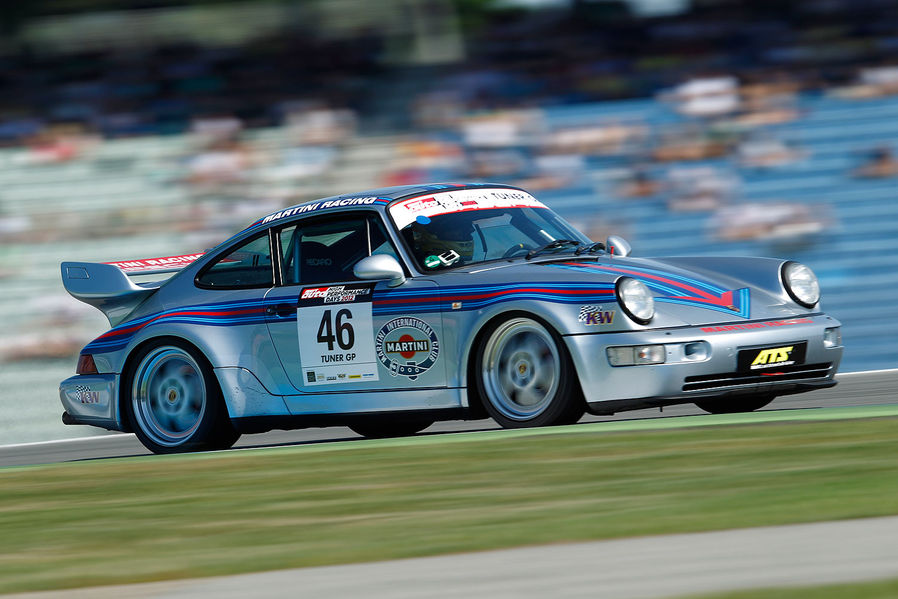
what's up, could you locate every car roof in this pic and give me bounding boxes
[243,182,522,232]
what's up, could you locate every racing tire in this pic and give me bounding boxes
[124,339,240,454]
[475,316,584,428]
[694,394,776,414]
[348,419,433,439]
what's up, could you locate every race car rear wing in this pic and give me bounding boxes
[61,253,204,326]
[103,252,205,275]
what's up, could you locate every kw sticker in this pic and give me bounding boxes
[578,305,615,326]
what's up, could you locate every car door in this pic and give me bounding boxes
[263,211,448,402]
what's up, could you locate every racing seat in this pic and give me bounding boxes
[299,240,344,283]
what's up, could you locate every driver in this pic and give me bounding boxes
[406,213,475,267]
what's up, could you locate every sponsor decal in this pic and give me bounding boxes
[306,371,316,383]
[738,341,807,371]
[701,318,814,334]
[751,346,794,368]
[578,305,615,326]
[390,188,547,229]
[300,284,373,304]
[106,253,205,273]
[375,317,440,380]
[260,196,383,225]
[75,384,101,404]
[298,287,379,385]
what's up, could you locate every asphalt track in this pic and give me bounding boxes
[4,370,898,598]
[2,369,895,468]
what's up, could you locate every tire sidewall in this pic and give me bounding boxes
[123,337,229,454]
[474,315,583,428]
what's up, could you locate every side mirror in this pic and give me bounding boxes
[606,235,631,257]
[354,254,406,287]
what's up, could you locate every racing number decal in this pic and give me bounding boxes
[298,284,379,386]
[316,309,354,351]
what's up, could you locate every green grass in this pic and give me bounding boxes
[682,577,898,599]
[3,415,898,593]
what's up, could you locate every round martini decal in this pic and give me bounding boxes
[375,317,440,380]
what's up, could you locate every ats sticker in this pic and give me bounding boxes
[375,317,440,380]
[738,341,807,371]
[578,305,615,325]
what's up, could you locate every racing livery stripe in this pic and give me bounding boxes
[372,282,615,315]
[81,282,616,354]
[552,262,750,319]
[83,298,271,353]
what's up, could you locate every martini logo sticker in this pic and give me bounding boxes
[375,317,440,380]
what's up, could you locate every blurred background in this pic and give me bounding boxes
[1,0,896,443]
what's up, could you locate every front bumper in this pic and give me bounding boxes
[59,373,123,431]
[564,314,843,414]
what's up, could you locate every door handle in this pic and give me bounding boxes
[265,303,296,316]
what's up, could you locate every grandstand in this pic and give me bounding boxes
[1,91,895,376]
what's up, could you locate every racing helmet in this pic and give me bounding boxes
[409,213,475,264]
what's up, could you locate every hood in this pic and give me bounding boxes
[447,255,810,327]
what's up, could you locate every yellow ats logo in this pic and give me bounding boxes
[750,346,794,369]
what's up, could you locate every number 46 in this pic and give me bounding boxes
[317,309,354,351]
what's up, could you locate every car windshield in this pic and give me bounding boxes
[390,190,589,271]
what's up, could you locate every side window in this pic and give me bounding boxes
[196,231,273,289]
[279,215,399,285]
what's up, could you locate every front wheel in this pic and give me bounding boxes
[125,339,240,454]
[475,316,584,428]
[694,394,776,414]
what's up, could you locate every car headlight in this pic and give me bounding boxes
[616,277,654,324]
[782,261,820,308]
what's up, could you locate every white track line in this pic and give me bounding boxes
[0,433,133,450]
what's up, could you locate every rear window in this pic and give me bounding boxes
[195,231,273,289]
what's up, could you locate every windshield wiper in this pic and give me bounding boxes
[525,239,582,260]
[574,242,606,255]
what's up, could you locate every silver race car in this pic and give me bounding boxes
[60,183,843,453]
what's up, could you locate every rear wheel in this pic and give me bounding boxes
[694,394,776,414]
[125,339,239,454]
[349,419,433,439]
[475,316,584,428]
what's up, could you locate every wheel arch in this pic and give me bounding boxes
[463,309,585,418]
[119,334,215,433]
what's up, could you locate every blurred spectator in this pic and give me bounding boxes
[834,66,898,99]
[711,203,832,242]
[11,126,99,166]
[737,134,804,169]
[666,166,738,212]
[664,77,740,118]
[652,126,730,162]
[185,138,253,190]
[616,166,662,198]
[854,147,898,178]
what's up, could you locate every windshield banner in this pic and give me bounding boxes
[390,188,547,229]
